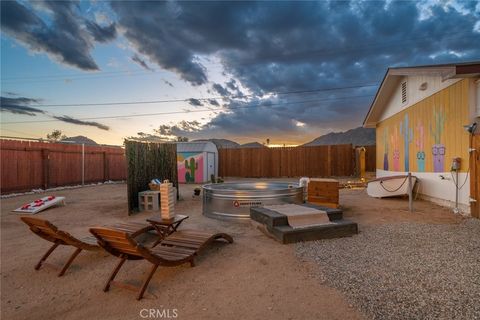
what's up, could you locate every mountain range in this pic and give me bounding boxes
[196,127,375,148]
[302,127,376,147]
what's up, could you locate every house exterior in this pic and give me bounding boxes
[364,62,480,216]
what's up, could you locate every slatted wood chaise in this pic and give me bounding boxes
[90,227,233,300]
[20,217,153,277]
[20,216,101,277]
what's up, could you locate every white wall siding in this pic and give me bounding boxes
[379,75,460,122]
[376,169,471,215]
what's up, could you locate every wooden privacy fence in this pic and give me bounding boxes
[218,144,376,178]
[364,145,376,172]
[0,139,127,194]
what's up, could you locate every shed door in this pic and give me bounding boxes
[207,152,215,180]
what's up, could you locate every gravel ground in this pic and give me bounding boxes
[296,219,480,320]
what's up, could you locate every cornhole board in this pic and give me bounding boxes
[13,196,66,214]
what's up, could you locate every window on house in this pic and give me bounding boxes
[401,81,407,104]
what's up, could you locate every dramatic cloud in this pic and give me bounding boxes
[0,96,44,116]
[3,1,480,142]
[53,115,110,131]
[212,83,230,97]
[0,0,116,71]
[85,21,117,43]
[131,54,153,71]
[188,98,203,107]
[1,93,111,131]
[111,1,209,85]
[208,99,220,106]
[110,1,479,140]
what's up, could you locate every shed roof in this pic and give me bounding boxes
[363,61,480,128]
[176,141,218,153]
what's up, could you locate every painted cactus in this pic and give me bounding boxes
[383,127,389,170]
[415,121,425,172]
[391,125,400,171]
[399,114,413,172]
[430,108,446,172]
[185,157,198,183]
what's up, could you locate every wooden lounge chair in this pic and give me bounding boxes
[20,216,100,277]
[158,229,234,252]
[90,227,233,300]
[20,217,154,277]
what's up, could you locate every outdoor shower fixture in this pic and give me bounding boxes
[464,122,478,153]
[463,122,477,135]
[450,122,477,214]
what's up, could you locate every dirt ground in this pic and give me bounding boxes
[0,180,464,320]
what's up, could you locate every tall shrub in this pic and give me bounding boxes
[125,140,178,214]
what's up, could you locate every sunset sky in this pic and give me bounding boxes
[1,1,479,146]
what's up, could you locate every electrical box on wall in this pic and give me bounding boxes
[451,157,461,171]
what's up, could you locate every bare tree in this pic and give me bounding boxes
[46,130,67,142]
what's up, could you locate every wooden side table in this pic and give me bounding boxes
[146,214,189,247]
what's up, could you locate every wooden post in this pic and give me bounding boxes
[469,134,479,218]
[359,147,366,180]
[327,145,332,177]
[81,144,85,186]
[408,172,413,212]
[41,149,50,190]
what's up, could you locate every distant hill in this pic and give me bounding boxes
[239,142,266,148]
[61,136,98,145]
[193,138,240,149]
[303,127,375,147]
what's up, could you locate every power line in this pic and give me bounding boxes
[1,70,165,84]
[10,83,378,108]
[2,70,147,81]
[0,135,43,141]
[1,94,373,124]
[0,128,33,136]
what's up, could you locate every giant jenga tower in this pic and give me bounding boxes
[160,180,175,219]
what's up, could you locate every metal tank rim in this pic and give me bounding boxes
[202,181,304,221]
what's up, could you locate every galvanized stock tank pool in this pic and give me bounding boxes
[202,182,303,220]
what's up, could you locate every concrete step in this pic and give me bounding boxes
[250,204,343,228]
[267,220,358,244]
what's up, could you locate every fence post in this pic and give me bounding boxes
[103,151,109,181]
[81,143,85,186]
[327,145,332,177]
[41,149,50,190]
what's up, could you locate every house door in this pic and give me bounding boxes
[471,134,480,218]
[207,152,215,181]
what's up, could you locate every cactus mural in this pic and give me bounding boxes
[382,127,389,170]
[391,125,400,171]
[430,107,446,172]
[184,157,198,183]
[399,114,413,172]
[415,121,426,172]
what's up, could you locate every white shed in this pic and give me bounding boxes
[176,142,218,183]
